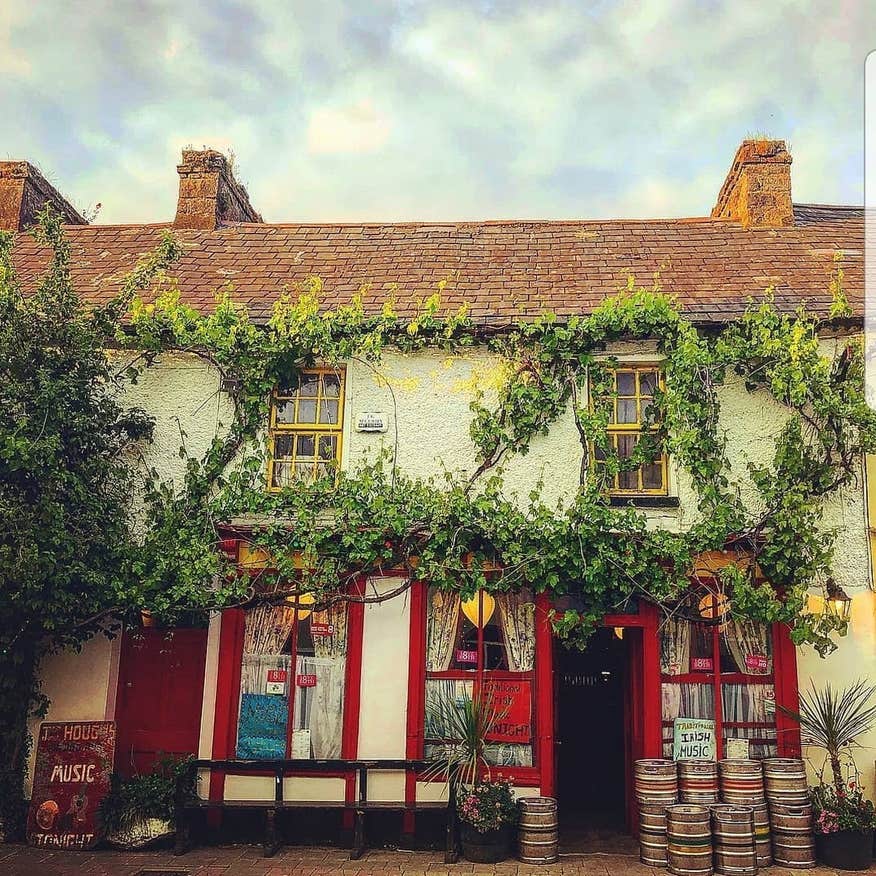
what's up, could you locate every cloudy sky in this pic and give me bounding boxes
[1,0,873,224]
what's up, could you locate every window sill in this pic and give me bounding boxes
[608,495,680,509]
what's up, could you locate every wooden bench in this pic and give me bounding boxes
[173,758,458,862]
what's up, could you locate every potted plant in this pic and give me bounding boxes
[100,756,194,850]
[457,778,518,863]
[423,692,517,862]
[781,679,876,871]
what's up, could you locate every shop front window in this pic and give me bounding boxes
[235,596,348,759]
[424,588,536,768]
[659,593,776,758]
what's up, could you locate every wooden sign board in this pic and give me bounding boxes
[28,721,116,850]
[673,717,716,761]
[483,678,532,744]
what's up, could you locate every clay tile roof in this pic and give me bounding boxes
[8,205,864,325]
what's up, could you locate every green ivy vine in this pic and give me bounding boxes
[121,264,876,657]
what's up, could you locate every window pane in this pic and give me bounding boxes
[616,372,636,395]
[298,375,319,397]
[296,434,315,458]
[721,619,773,675]
[295,461,313,480]
[617,468,638,491]
[273,434,294,458]
[642,460,664,490]
[322,374,341,398]
[318,434,337,461]
[425,678,474,740]
[275,401,296,424]
[319,399,339,425]
[639,370,658,396]
[297,399,318,423]
[617,398,638,424]
[616,434,637,458]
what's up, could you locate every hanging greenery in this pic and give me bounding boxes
[121,256,875,660]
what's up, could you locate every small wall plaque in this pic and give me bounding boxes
[355,412,388,433]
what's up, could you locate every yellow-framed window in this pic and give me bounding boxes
[268,368,345,489]
[593,366,668,495]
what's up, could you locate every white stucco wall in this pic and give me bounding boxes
[32,340,876,803]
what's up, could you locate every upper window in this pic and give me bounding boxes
[593,366,667,495]
[269,368,344,488]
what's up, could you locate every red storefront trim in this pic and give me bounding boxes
[403,580,427,833]
[773,622,802,756]
[534,594,555,797]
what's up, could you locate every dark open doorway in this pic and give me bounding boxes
[555,626,636,851]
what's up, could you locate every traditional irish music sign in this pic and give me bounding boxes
[672,717,716,761]
[28,721,116,850]
[483,678,532,744]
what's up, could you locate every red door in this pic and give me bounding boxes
[115,627,208,776]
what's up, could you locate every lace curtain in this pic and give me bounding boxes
[426,590,460,671]
[498,593,535,672]
[722,683,778,757]
[303,601,348,758]
[659,614,691,675]
[724,618,772,675]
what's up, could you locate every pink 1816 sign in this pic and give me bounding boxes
[745,654,769,672]
[296,673,317,687]
[456,649,478,664]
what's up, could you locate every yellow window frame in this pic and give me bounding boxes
[595,365,668,496]
[267,367,345,490]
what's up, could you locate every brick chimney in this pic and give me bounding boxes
[711,139,794,228]
[174,149,262,230]
[0,161,87,231]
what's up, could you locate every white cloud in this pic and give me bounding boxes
[306,100,392,155]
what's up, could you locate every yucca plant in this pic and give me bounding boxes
[422,691,505,792]
[780,679,876,793]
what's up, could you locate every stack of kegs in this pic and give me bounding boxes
[764,758,814,869]
[635,760,678,867]
[710,805,757,876]
[667,804,713,876]
[679,760,720,805]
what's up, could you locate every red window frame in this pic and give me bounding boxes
[208,559,366,808]
[659,593,801,759]
[416,587,543,787]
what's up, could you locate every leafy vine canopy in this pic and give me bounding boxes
[105,239,876,659]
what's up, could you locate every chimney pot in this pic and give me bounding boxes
[711,139,794,228]
[0,161,87,231]
[173,148,262,230]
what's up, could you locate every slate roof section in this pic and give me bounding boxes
[8,204,864,325]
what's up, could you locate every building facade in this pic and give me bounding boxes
[6,141,875,836]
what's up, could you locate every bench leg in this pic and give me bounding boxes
[173,808,191,856]
[263,807,281,858]
[351,807,365,860]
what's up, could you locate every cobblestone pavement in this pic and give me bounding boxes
[0,844,871,876]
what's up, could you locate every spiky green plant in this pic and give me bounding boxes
[422,692,505,793]
[780,679,876,792]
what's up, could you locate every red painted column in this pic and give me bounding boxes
[534,594,555,797]
[342,577,366,827]
[209,608,245,820]
[404,581,427,834]
[773,622,801,756]
[640,601,663,758]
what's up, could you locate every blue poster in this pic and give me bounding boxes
[236,693,288,759]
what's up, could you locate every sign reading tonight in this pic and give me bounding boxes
[27,721,116,850]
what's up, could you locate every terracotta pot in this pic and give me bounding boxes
[815,829,874,871]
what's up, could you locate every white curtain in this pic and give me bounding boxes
[427,590,461,671]
[660,614,691,675]
[240,605,295,694]
[295,656,345,758]
[725,618,772,675]
[722,683,778,757]
[498,593,535,672]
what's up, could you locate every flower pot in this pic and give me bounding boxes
[460,822,512,863]
[815,829,874,871]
